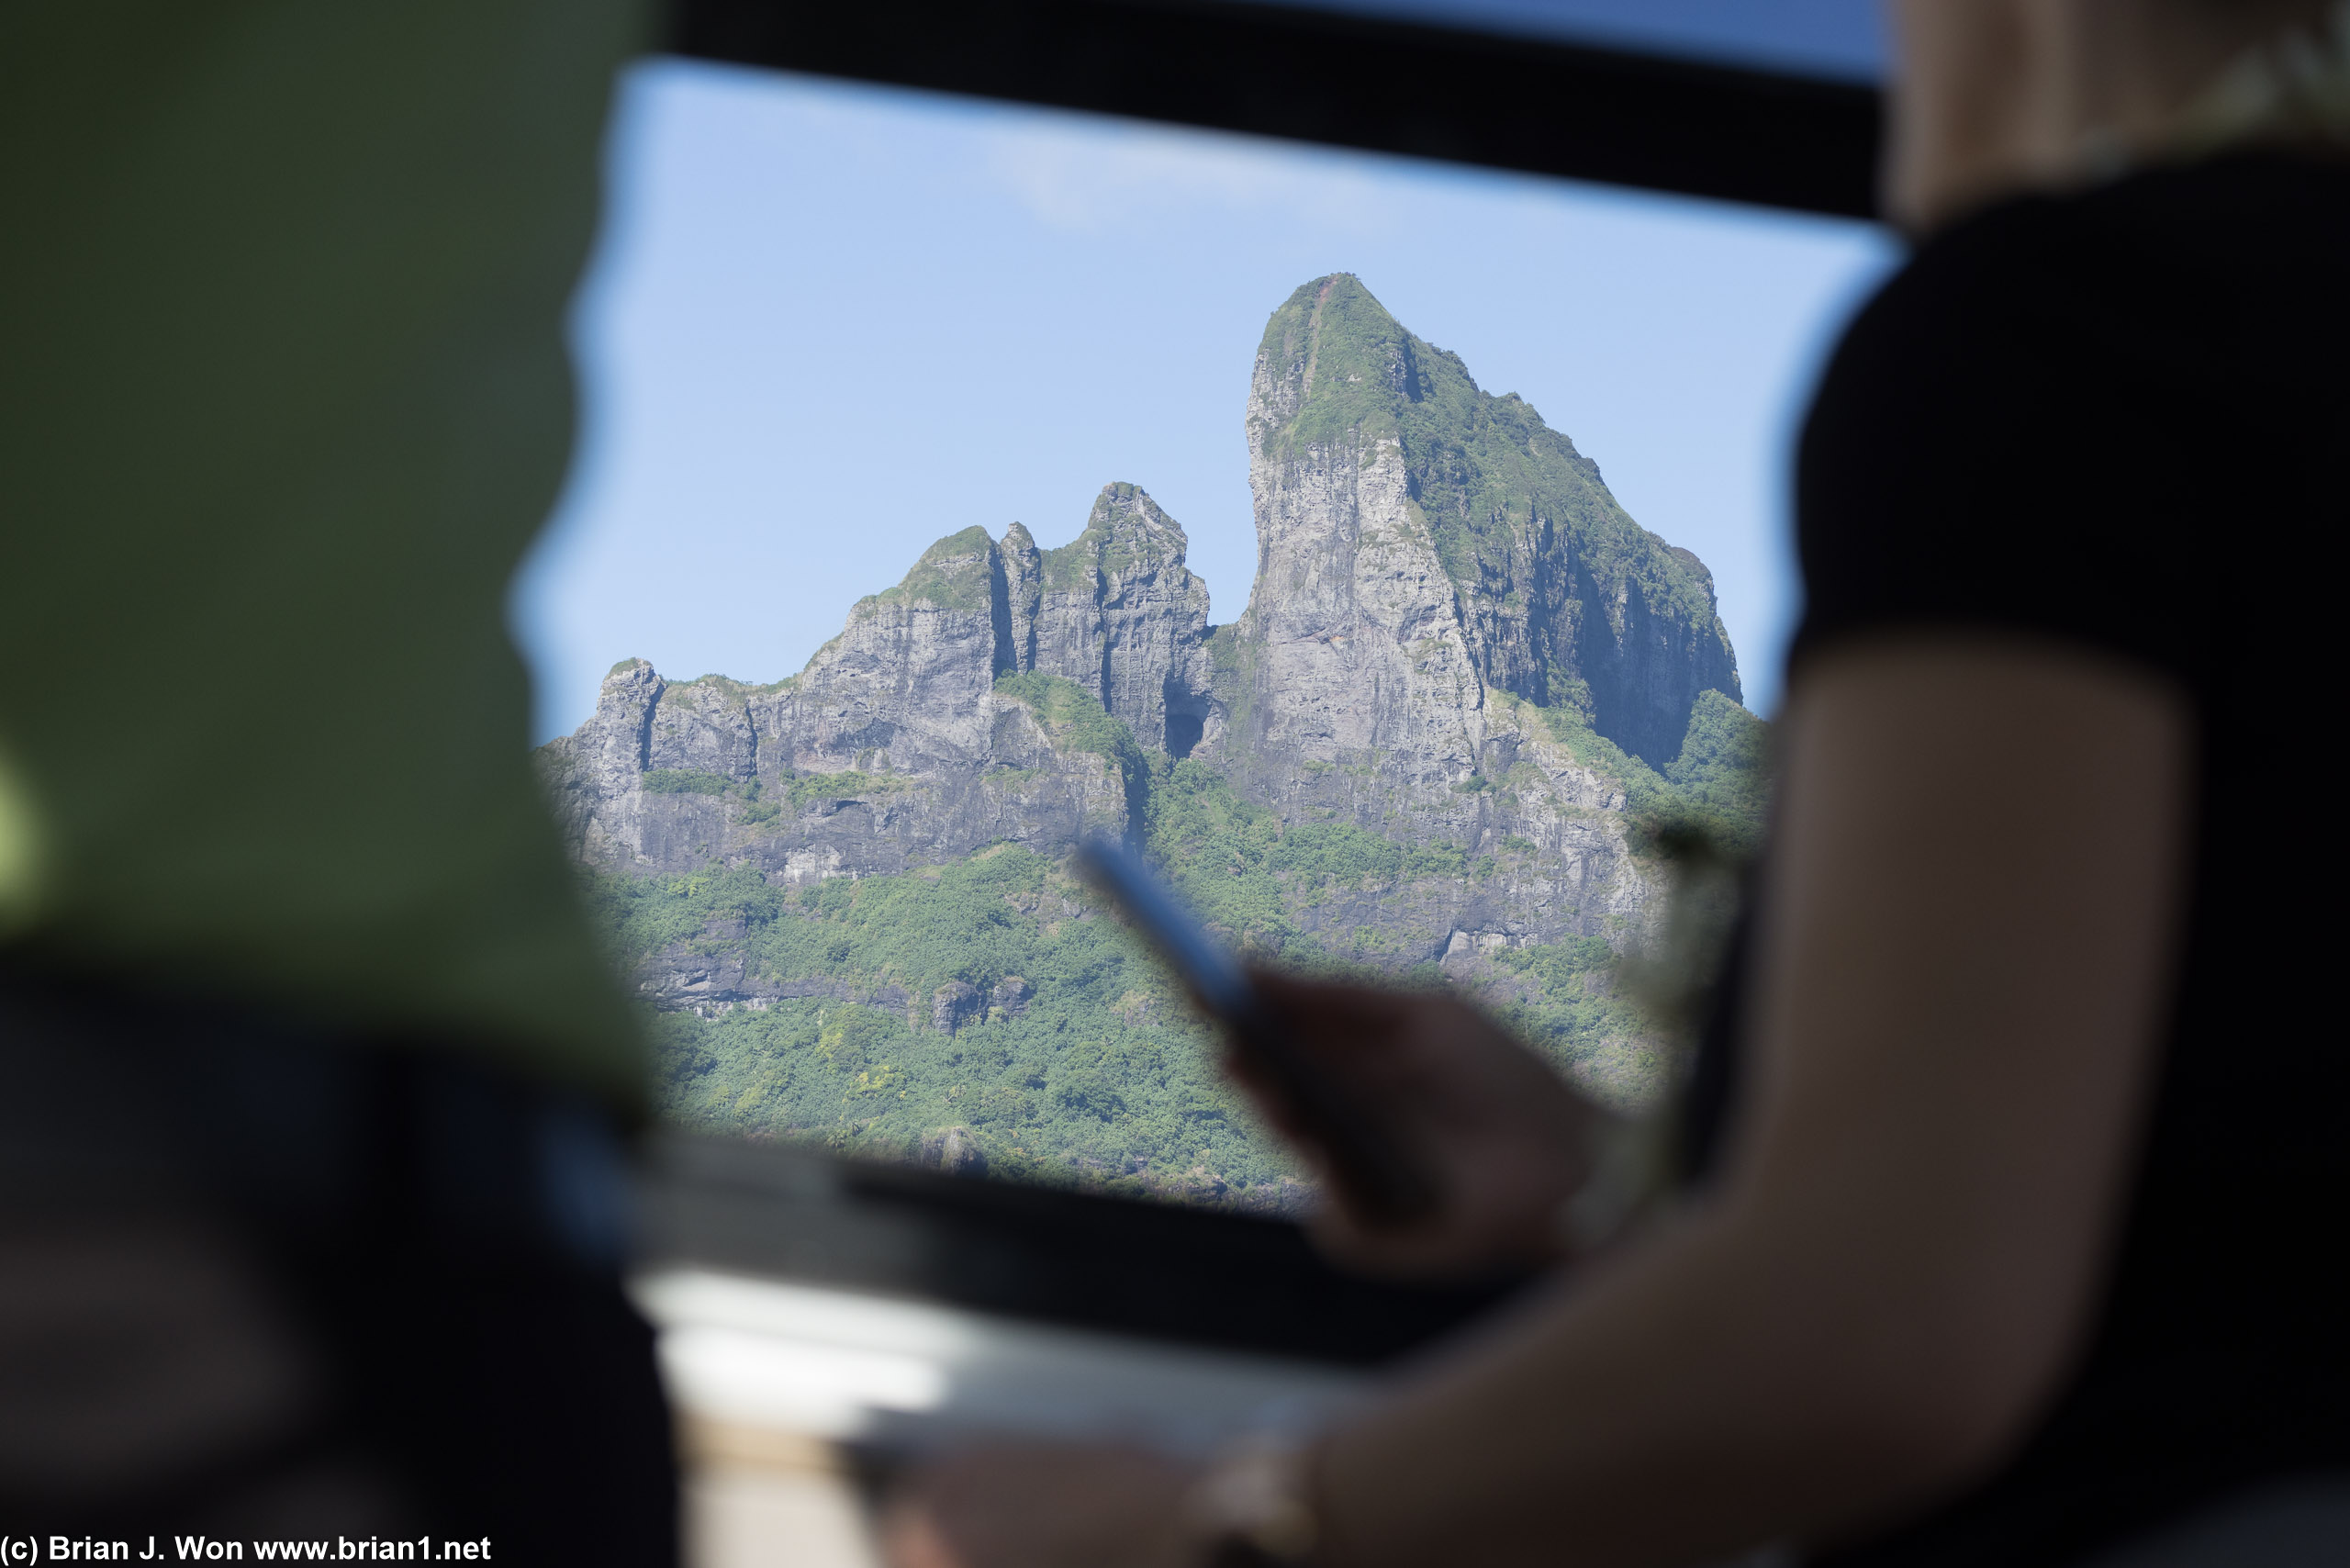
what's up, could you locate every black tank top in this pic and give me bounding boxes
[1694,151,2350,1567]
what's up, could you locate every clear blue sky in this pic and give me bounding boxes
[513,61,1898,740]
[1279,0,1886,77]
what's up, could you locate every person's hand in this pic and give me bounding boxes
[1237,970,1609,1280]
[881,1439,1199,1568]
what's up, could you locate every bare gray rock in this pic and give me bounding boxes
[538,523,1134,886]
[1018,483,1214,754]
[990,975,1034,1020]
[917,1126,988,1175]
[931,980,984,1035]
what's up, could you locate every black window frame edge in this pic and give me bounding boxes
[641,1132,1528,1366]
[638,0,1883,1368]
[667,0,1886,220]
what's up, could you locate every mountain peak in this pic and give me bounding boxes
[1252,274,1422,455]
[873,524,998,614]
[1085,480,1187,558]
[1039,482,1189,592]
[1241,274,1741,767]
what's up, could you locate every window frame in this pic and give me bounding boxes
[669,0,1884,218]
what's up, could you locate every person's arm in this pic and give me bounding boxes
[1314,636,2192,1566]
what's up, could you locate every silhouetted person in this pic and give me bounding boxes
[1,3,674,1556]
[888,3,2350,1564]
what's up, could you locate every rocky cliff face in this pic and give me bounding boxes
[1222,274,1740,775]
[539,514,1144,891]
[1004,483,1214,756]
[1174,274,1747,954]
[543,276,1752,1014]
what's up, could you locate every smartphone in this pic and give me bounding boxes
[1074,837,1438,1226]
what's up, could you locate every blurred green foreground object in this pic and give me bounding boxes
[0,0,649,1104]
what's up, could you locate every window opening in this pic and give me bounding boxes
[516,61,1896,1212]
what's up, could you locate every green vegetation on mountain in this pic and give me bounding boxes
[608,846,1292,1202]
[993,671,1148,809]
[784,769,915,810]
[870,524,998,611]
[1038,512,1102,593]
[1505,688,1774,860]
[1662,690,1774,850]
[599,828,1651,1206]
[595,678,1767,1204]
[642,768,732,797]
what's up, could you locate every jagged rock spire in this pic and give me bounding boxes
[999,521,1042,676]
[790,484,1214,756]
[1014,484,1212,754]
[1241,274,1740,769]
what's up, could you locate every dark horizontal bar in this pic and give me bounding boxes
[639,1134,1524,1365]
[668,0,1884,220]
